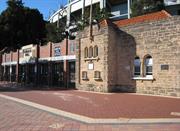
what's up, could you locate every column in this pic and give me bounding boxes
[10,52,12,82]
[35,45,39,86]
[16,49,19,82]
[0,54,2,81]
[48,42,52,87]
[64,38,69,88]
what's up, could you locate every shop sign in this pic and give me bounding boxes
[54,47,61,56]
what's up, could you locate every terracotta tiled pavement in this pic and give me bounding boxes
[1,86,180,119]
[0,97,180,131]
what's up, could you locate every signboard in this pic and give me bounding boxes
[161,65,169,70]
[54,47,61,57]
[23,48,32,57]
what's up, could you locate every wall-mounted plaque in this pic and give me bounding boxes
[161,65,169,70]
[88,63,94,70]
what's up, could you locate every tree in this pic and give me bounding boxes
[131,0,165,17]
[45,22,65,43]
[0,0,46,51]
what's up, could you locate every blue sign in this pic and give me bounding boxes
[54,47,61,56]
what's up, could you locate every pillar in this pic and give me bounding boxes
[35,45,39,86]
[0,54,2,81]
[64,37,69,88]
[16,49,19,82]
[10,52,12,82]
[48,42,52,87]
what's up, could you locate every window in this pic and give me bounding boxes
[82,71,88,80]
[134,57,141,76]
[84,47,88,58]
[144,55,153,76]
[94,71,101,80]
[94,46,98,57]
[70,43,75,53]
[89,46,93,58]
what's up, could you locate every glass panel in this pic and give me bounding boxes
[134,66,140,76]
[145,58,153,65]
[146,66,152,75]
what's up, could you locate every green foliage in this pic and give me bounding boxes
[0,0,46,50]
[45,22,65,43]
[76,5,111,31]
[131,0,165,17]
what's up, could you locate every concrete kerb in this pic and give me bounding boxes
[0,94,180,124]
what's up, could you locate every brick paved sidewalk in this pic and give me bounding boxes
[0,97,180,131]
[1,84,180,119]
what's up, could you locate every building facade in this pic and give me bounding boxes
[49,0,180,26]
[1,10,180,97]
[0,40,76,88]
[75,10,180,97]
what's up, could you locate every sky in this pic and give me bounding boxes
[0,0,67,20]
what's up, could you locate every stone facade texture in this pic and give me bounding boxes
[76,15,180,97]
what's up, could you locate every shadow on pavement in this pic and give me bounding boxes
[0,82,76,92]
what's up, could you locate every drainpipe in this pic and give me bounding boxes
[89,0,93,41]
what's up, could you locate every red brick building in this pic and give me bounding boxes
[0,39,76,88]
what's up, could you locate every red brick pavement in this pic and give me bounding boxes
[0,85,180,119]
[0,97,180,131]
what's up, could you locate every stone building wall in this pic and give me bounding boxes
[76,25,109,92]
[76,16,180,97]
[116,16,180,97]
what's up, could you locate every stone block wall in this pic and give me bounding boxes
[76,25,109,92]
[76,16,180,97]
[116,16,180,97]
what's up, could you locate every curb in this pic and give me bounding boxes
[0,94,180,124]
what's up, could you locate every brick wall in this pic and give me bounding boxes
[39,43,51,58]
[12,52,18,62]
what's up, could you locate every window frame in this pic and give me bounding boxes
[82,71,88,80]
[93,46,98,58]
[84,47,88,58]
[89,46,93,58]
[144,55,153,77]
[134,56,141,77]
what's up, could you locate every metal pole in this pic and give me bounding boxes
[66,0,71,27]
[128,0,130,19]
[82,0,85,20]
